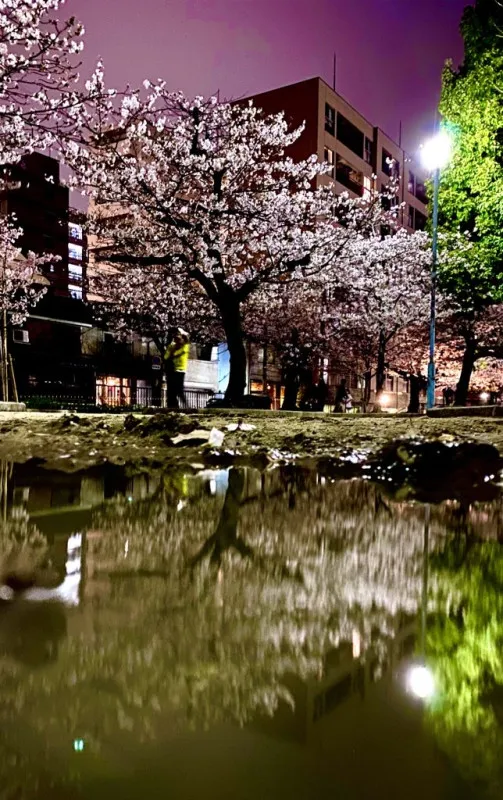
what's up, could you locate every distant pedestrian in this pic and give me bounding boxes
[443,386,455,406]
[164,328,190,409]
[333,379,349,413]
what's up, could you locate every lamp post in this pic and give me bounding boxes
[420,131,452,410]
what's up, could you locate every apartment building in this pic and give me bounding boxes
[0,153,96,399]
[247,77,428,232]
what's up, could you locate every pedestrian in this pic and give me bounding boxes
[164,328,190,409]
[333,379,349,413]
[443,386,455,406]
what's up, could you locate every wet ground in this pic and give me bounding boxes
[0,453,502,798]
[2,410,503,470]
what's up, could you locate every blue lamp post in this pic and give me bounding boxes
[420,131,452,410]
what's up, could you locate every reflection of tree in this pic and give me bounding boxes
[0,471,447,791]
[427,540,503,794]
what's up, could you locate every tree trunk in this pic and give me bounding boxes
[362,368,372,412]
[282,373,300,410]
[455,334,477,406]
[408,375,421,414]
[220,294,247,405]
[375,332,386,398]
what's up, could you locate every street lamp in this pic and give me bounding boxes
[420,130,452,410]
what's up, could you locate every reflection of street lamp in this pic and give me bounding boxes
[406,505,435,701]
[421,130,452,411]
[407,665,435,700]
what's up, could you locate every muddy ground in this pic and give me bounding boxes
[0,409,503,472]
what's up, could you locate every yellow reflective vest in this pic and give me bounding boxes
[164,341,189,372]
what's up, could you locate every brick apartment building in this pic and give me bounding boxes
[0,153,96,399]
[0,153,218,407]
[242,77,429,410]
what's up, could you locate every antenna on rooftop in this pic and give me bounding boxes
[399,120,403,149]
[332,52,337,91]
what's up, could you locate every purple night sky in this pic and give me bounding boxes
[71,0,469,153]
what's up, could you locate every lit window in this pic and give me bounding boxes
[336,155,364,196]
[68,222,83,240]
[363,175,372,199]
[323,147,335,178]
[69,264,83,281]
[69,284,82,300]
[68,243,83,261]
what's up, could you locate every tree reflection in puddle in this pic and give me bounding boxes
[0,461,501,797]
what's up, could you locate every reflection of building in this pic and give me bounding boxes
[256,618,418,746]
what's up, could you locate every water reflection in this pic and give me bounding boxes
[0,461,501,797]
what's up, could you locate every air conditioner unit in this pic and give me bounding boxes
[13,329,29,344]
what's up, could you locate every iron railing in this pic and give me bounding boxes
[21,386,214,411]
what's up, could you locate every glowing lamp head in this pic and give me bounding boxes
[378,393,390,407]
[407,665,435,700]
[420,130,452,172]
[480,392,490,402]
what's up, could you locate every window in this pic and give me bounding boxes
[69,284,82,300]
[337,113,364,158]
[336,155,363,196]
[12,329,29,344]
[68,243,83,261]
[407,206,415,228]
[363,175,372,199]
[364,136,373,165]
[323,147,335,178]
[68,264,83,281]
[415,210,427,231]
[68,222,83,241]
[415,180,427,204]
[408,170,416,194]
[325,103,335,136]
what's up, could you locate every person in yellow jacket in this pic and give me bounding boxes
[164,328,190,409]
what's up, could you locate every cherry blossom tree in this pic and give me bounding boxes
[0,0,85,171]
[64,76,387,403]
[243,280,329,409]
[89,263,221,353]
[323,228,432,405]
[0,215,47,398]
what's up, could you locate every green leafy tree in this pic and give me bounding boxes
[437,0,503,404]
[427,539,503,795]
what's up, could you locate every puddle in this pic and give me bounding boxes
[0,461,501,798]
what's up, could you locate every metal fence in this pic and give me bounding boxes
[21,386,214,411]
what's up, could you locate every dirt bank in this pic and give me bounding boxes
[1,410,503,472]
